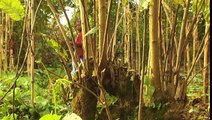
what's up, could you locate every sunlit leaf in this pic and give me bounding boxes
[62,113,82,120]
[122,0,129,6]
[174,0,184,5]
[203,0,210,23]
[47,39,68,60]
[55,78,72,85]
[139,0,150,10]
[92,69,97,77]
[39,114,61,120]
[84,26,99,37]
[0,0,25,21]
[192,0,204,14]
[2,114,17,120]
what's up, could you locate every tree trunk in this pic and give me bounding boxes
[98,0,106,59]
[174,0,190,86]
[203,23,210,103]
[26,0,31,76]
[135,0,140,74]
[30,0,35,106]
[149,0,162,101]
[112,0,120,61]
[186,22,191,74]
[72,78,98,120]
[79,0,94,69]
[123,5,127,64]
[138,9,147,120]
[126,4,131,69]
[71,1,99,119]
[192,17,199,75]
[9,20,14,71]
[0,11,3,80]
[4,14,8,72]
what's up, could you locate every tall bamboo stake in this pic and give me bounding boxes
[135,0,140,74]
[30,0,35,106]
[203,23,210,103]
[0,11,3,80]
[149,0,162,100]
[138,9,147,120]
[112,0,120,61]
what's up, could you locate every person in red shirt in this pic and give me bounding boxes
[71,20,83,79]
[75,20,83,59]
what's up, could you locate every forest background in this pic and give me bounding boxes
[0,0,210,119]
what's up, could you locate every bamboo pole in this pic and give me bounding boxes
[149,0,162,100]
[203,23,210,103]
[135,0,140,74]
[30,0,35,106]
[0,11,3,80]
[98,0,106,59]
[138,9,147,120]
[112,0,120,61]
[192,17,199,75]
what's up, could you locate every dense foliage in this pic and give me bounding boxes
[0,0,210,119]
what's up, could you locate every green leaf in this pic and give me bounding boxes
[203,0,210,23]
[122,0,129,6]
[189,107,199,113]
[48,39,60,49]
[55,78,72,85]
[191,0,205,14]
[147,84,155,98]
[62,113,82,120]
[191,0,210,23]
[139,0,150,10]
[2,114,17,120]
[0,0,25,21]
[144,75,151,86]
[39,114,61,120]
[84,26,99,37]
[173,0,184,5]
[47,39,68,60]
[36,96,49,107]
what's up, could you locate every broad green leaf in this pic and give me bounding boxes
[139,0,150,10]
[2,114,17,120]
[36,96,49,107]
[55,78,72,85]
[39,114,61,120]
[84,26,99,37]
[62,113,82,120]
[47,39,68,60]
[0,0,24,21]
[49,39,60,49]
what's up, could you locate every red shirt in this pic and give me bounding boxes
[75,32,83,58]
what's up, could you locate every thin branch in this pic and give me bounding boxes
[187,63,210,86]
[185,25,210,84]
